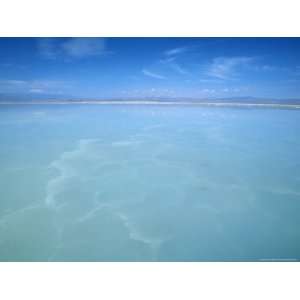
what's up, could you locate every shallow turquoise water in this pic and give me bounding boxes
[0,104,300,261]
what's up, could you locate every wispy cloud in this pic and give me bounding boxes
[121,87,176,98]
[0,79,70,94]
[160,49,189,76]
[0,79,27,86]
[207,56,254,80]
[260,65,276,71]
[164,47,188,57]
[195,86,249,98]
[38,38,108,60]
[199,78,223,83]
[159,56,176,64]
[169,62,189,75]
[250,63,283,72]
[199,88,216,95]
[221,87,246,93]
[160,57,189,75]
[29,88,44,94]
[142,69,166,80]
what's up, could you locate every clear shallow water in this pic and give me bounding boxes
[0,104,300,261]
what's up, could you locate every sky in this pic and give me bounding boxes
[0,37,300,100]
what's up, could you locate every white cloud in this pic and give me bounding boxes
[0,79,69,94]
[199,78,222,83]
[164,47,188,57]
[0,80,27,86]
[250,64,280,72]
[169,62,189,75]
[222,87,241,93]
[160,56,189,75]
[29,88,44,94]
[38,38,107,59]
[159,57,176,64]
[142,69,166,80]
[0,80,27,93]
[121,87,175,98]
[261,65,276,71]
[207,56,253,79]
[200,88,216,94]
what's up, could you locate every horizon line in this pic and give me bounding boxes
[1,100,300,109]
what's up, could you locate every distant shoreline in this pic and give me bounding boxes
[0,101,300,109]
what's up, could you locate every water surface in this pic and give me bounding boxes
[0,104,299,261]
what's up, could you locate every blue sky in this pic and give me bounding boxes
[0,37,300,99]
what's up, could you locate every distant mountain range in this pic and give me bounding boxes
[1,93,300,105]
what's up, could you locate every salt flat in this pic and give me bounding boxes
[0,104,299,261]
